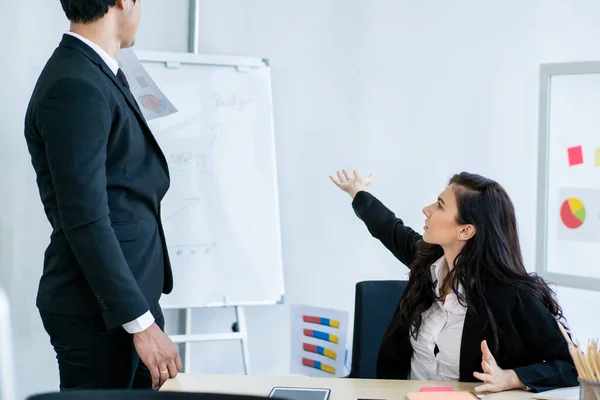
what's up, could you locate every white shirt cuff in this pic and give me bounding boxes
[122,310,154,334]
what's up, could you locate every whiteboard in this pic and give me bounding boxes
[536,61,600,292]
[134,50,285,308]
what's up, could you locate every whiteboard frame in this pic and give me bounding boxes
[536,60,600,292]
[135,50,269,70]
[134,50,286,308]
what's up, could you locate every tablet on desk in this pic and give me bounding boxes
[268,386,331,400]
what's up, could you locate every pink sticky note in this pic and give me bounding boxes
[420,386,455,392]
[568,145,584,166]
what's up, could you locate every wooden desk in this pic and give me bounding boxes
[161,374,534,399]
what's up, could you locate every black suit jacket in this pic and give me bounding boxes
[24,34,173,330]
[351,191,578,392]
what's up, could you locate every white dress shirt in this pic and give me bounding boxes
[409,256,467,381]
[65,31,154,334]
[65,31,119,75]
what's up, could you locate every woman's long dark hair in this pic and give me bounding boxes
[398,172,563,352]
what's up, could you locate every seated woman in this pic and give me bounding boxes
[330,169,578,393]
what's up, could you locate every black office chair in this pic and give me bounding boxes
[347,280,408,379]
[27,391,277,400]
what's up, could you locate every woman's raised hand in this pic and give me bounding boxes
[329,169,374,199]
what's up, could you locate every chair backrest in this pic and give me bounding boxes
[0,287,15,400]
[348,280,408,379]
[27,392,274,400]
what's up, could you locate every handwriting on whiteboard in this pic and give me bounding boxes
[214,93,253,110]
[173,241,217,256]
[169,152,209,170]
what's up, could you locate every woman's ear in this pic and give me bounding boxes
[458,224,476,241]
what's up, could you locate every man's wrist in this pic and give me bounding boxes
[122,310,154,334]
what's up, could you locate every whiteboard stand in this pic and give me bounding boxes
[130,49,285,375]
[169,302,251,375]
[235,305,252,375]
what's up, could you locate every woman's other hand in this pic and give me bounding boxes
[473,340,525,393]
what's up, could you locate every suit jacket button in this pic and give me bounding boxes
[95,292,102,298]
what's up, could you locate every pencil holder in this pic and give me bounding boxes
[579,378,600,400]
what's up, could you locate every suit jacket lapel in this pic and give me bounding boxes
[102,63,170,178]
[58,34,170,178]
[99,63,146,127]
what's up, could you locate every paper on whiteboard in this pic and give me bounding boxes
[116,48,177,120]
[557,187,600,243]
[290,304,349,378]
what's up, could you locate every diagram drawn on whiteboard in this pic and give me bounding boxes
[157,116,225,260]
[162,195,216,256]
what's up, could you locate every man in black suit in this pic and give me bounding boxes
[24,0,182,390]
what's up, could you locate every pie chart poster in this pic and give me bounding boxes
[557,187,600,242]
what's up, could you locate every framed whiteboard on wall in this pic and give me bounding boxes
[537,61,600,292]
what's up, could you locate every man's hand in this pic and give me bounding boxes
[133,322,183,389]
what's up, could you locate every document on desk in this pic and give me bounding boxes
[532,387,579,400]
[289,304,349,378]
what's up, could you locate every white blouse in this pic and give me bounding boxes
[409,256,467,381]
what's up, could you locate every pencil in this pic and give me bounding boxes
[556,321,600,383]
[588,341,600,381]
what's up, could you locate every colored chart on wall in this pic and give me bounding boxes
[559,197,586,229]
[556,188,600,243]
[289,304,349,378]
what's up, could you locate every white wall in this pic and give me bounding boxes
[2,1,600,398]
[0,2,68,398]
[175,0,600,376]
